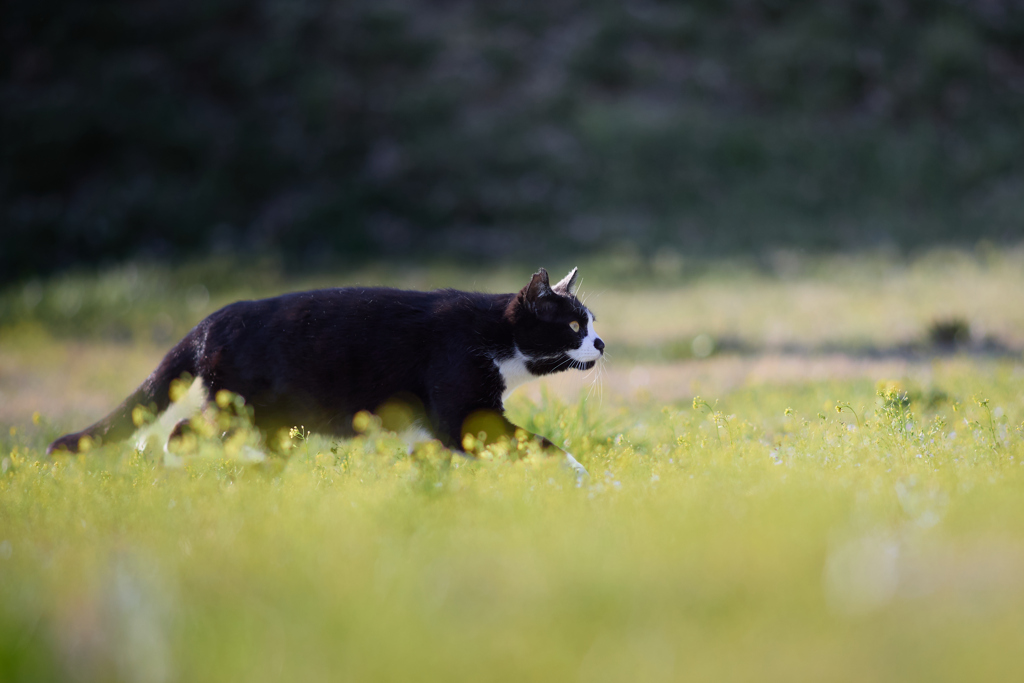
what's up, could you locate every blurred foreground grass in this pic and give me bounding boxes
[3,249,1024,681]
[3,367,1024,682]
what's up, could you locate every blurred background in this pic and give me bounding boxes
[4,0,1024,282]
[6,8,1024,681]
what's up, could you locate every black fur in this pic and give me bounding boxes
[47,268,603,456]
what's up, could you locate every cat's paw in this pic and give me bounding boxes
[564,452,589,479]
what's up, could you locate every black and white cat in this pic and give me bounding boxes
[47,267,603,473]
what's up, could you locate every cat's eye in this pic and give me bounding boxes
[569,321,580,333]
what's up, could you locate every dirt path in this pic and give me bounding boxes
[516,353,951,404]
[7,339,1015,429]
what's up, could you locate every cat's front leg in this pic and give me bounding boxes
[429,379,589,477]
[522,428,588,478]
[562,451,589,478]
[460,408,589,478]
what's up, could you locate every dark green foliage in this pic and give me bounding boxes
[3,0,1024,280]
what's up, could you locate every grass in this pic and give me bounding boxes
[3,249,1024,681]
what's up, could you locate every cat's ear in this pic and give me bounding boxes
[521,269,557,317]
[553,267,578,295]
[524,268,552,303]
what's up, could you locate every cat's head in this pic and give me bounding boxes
[510,267,605,373]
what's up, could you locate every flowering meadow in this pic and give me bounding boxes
[3,252,1024,681]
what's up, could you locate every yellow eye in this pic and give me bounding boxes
[569,321,580,333]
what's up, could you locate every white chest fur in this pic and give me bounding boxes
[494,348,535,402]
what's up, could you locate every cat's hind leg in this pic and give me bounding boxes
[47,334,202,455]
[134,375,208,455]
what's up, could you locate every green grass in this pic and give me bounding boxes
[4,366,1024,681]
[3,251,1024,681]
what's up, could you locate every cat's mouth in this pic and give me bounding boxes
[573,360,597,371]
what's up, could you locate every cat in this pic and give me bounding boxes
[47,267,604,474]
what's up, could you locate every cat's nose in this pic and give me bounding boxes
[594,338,605,354]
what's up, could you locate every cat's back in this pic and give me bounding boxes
[200,285,507,358]
[191,286,511,419]
[208,286,440,330]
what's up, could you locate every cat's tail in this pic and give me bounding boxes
[46,336,200,455]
